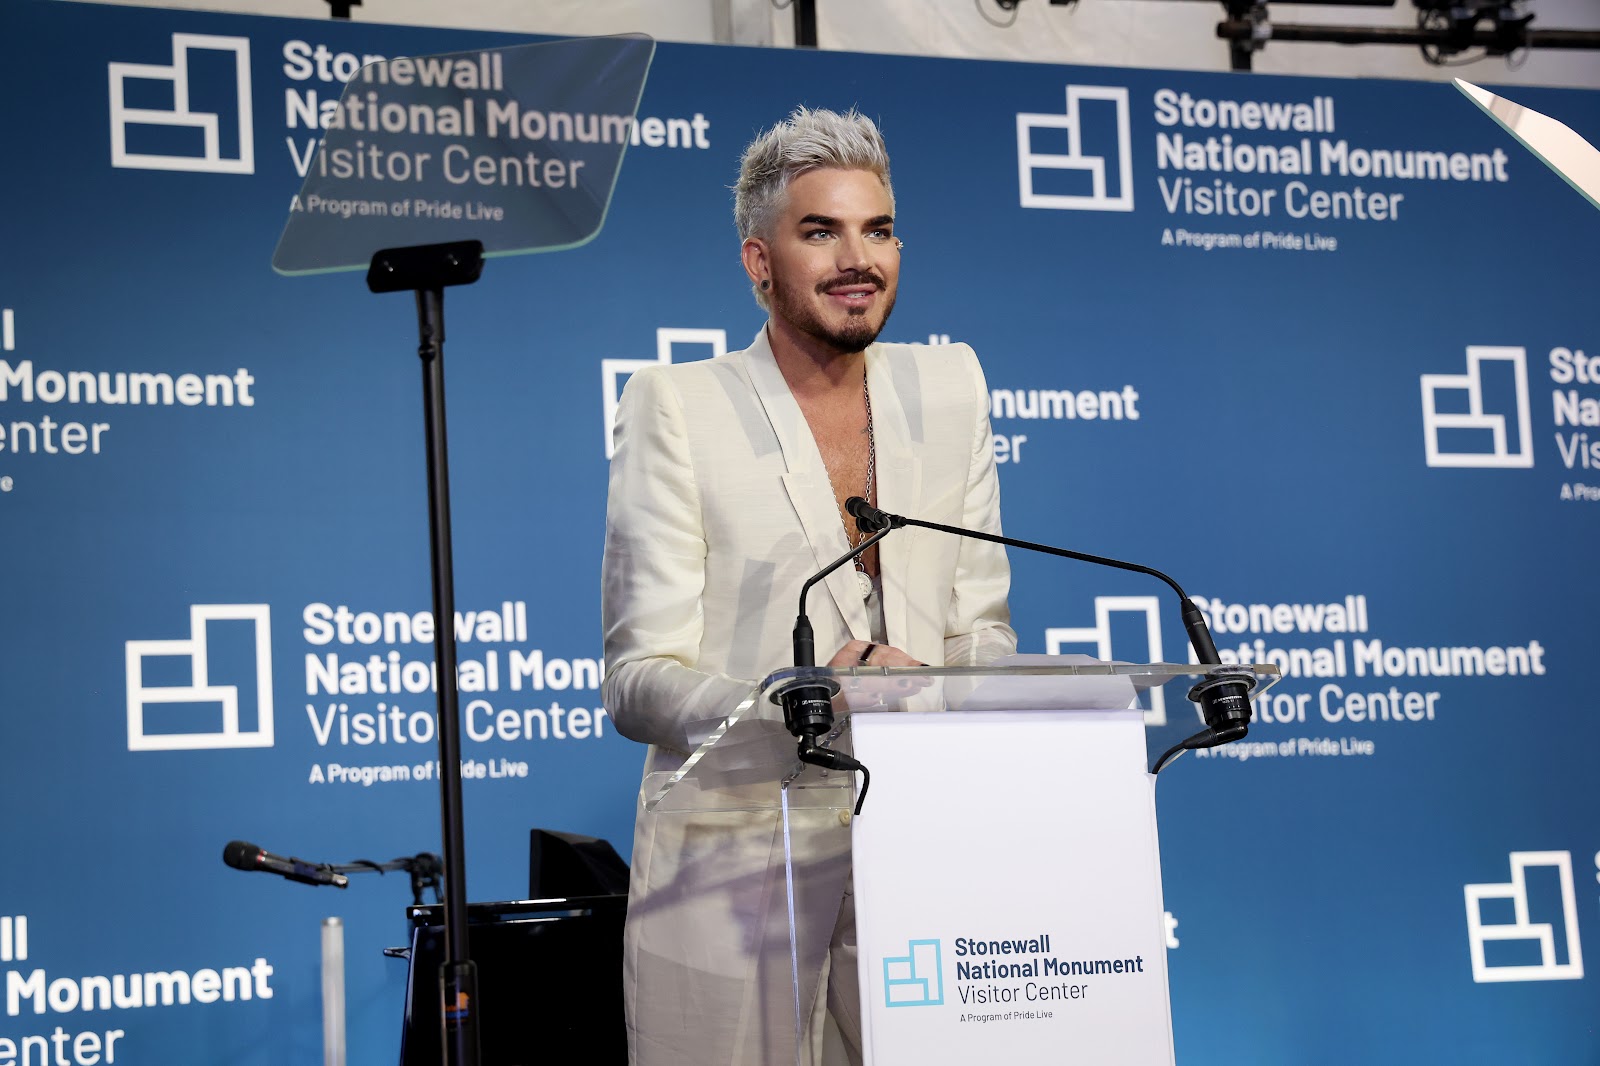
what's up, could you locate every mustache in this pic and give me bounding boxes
[815,270,885,294]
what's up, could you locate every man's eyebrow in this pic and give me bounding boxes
[795,214,896,228]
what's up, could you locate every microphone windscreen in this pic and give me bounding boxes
[222,840,262,870]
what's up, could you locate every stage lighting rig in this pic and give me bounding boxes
[1213,0,1599,71]
[986,0,1598,72]
[1413,0,1533,64]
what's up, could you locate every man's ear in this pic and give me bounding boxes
[740,237,769,288]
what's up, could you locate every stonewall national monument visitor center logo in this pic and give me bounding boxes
[884,939,945,1007]
[110,32,255,174]
[1464,850,1584,984]
[1421,345,1533,469]
[126,604,274,751]
[1016,85,1133,212]
[1046,596,1166,725]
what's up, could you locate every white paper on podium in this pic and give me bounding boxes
[948,653,1140,712]
[850,708,1175,1066]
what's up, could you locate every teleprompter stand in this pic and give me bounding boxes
[366,239,487,1066]
[269,35,656,1066]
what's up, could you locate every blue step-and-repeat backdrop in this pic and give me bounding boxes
[1,1,1595,1062]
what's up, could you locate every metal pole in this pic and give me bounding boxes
[1216,21,1600,49]
[794,0,818,47]
[416,286,480,1066]
[320,917,346,1066]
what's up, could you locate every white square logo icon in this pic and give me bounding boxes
[1464,851,1584,983]
[1017,85,1134,212]
[1046,595,1165,725]
[109,33,254,174]
[601,328,726,458]
[126,604,273,751]
[1421,346,1533,468]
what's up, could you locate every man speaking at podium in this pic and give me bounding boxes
[601,107,1016,1065]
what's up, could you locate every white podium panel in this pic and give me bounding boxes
[850,709,1176,1065]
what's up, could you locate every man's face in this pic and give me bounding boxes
[762,167,899,354]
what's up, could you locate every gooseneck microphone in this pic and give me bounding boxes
[844,496,1255,773]
[777,523,900,814]
[223,840,350,888]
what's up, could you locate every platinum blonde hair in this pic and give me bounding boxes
[734,107,894,308]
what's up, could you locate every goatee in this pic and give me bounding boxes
[771,273,897,355]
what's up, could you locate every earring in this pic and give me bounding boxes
[760,279,770,291]
[894,237,904,250]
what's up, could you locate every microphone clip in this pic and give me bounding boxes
[1187,666,1257,743]
[775,668,842,740]
[845,496,903,535]
[1151,666,1260,774]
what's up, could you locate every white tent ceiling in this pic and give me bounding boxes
[68,0,1600,88]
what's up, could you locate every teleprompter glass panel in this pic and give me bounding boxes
[273,34,654,274]
[1455,78,1600,212]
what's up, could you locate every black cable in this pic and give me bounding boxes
[797,737,871,815]
[1153,726,1220,776]
[977,0,1021,29]
[1151,739,1192,776]
[1420,7,1487,66]
[853,765,871,816]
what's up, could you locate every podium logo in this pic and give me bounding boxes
[1016,85,1133,212]
[883,939,943,1007]
[1464,851,1583,983]
[126,604,274,751]
[1421,346,1533,468]
[1046,596,1166,726]
[602,328,726,458]
[109,33,255,174]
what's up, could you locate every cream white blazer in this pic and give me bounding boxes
[601,328,1015,1065]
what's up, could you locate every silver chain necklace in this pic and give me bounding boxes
[851,371,877,598]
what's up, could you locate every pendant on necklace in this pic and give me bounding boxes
[855,569,873,598]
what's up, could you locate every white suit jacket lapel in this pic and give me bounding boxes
[742,329,872,640]
[865,346,921,652]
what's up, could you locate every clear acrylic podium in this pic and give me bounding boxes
[641,659,1280,1065]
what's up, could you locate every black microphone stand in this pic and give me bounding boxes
[773,524,898,815]
[366,239,485,1066]
[330,853,446,907]
[844,498,1256,774]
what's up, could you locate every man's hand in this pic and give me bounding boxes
[827,640,924,668]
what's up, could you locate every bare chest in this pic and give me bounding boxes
[796,396,877,564]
